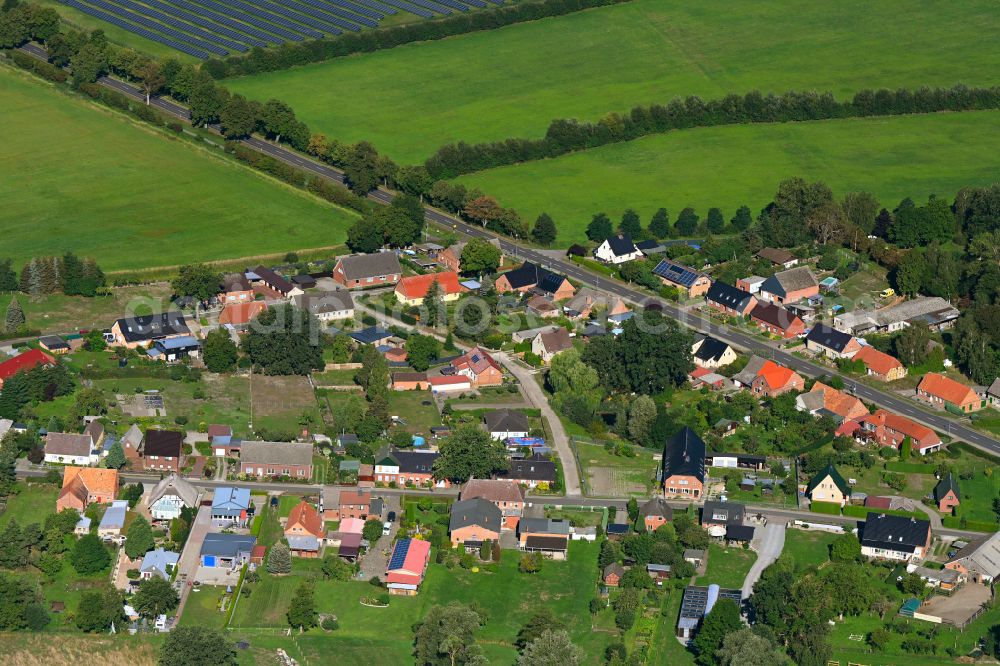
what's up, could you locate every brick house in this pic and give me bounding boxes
[374,449,449,488]
[394,271,466,306]
[460,479,525,530]
[109,312,190,350]
[219,273,254,304]
[239,441,313,479]
[494,454,557,489]
[142,430,184,473]
[933,474,961,513]
[332,253,402,289]
[705,282,757,317]
[495,262,575,301]
[916,373,984,413]
[748,302,804,339]
[860,513,931,561]
[805,324,862,360]
[641,498,674,531]
[285,501,324,558]
[0,349,56,389]
[337,489,373,521]
[758,267,818,305]
[746,360,804,397]
[662,427,706,500]
[449,498,502,547]
[392,372,430,391]
[852,345,907,381]
[651,260,711,298]
[856,409,942,455]
[56,467,118,512]
[604,562,625,587]
[451,347,503,387]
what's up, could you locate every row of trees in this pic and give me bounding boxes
[0,253,106,297]
[0,361,74,419]
[584,205,752,243]
[423,84,1000,179]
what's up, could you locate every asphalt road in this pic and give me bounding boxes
[18,43,998,457]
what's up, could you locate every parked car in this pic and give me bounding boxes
[386,511,396,523]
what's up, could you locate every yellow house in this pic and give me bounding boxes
[806,464,850,507]
[394,272,466,306]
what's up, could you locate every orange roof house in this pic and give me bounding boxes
[853,346,906,382]
[219,301,267,327]
[917,373,984,413]
[798,382,869,422]
[750,360,804,397]
[857,409,942,454]
[285,501,324,539]
[451,347,503,387]
[57,466,119,512]
[394,271,466,306]
[0,349,55,389]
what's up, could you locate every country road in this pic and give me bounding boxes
[17,42,1000,460]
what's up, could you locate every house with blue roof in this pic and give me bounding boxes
[652,260,712,298]
[210,487,252,527]
[98,500,128,540]
[147,335,200,362]
[140,548,179,581]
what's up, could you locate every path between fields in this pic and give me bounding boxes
[741,521,785,598]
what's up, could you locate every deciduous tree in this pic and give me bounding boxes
[460,238,502,274]
[433,424,508,483]
[159,627,237,666]
[203,327,239,373]
[133,577,179,618]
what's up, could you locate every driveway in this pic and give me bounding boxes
[173,504,212,621]
[357,495,401,581]
[741,521,786,598]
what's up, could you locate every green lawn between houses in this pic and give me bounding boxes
[0,284,172,337]
[695,542,757,590]
[227,0,1000,164]
[1,67,358,272]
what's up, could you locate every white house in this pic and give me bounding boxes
[531,328,573,363]
[294,291,355,322]
[43,432,97,466]
[148,474,200,521]
[483,409,530,441]
[860,513,931,562]
[594,235,643,264]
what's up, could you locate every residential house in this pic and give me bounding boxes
[797,382,868,422]
[705,282,757,317]
[139,548,179,581]
[651,260,711,298]
[239,441,313,479]
[38,335,70,354]
[449,498,503,547]
[662,427,706,500]
[853,345,907,381]
[250,265,302,298]
[294,291,355,321]
[603,562,625,587]
[748,360,804,397]
[677,585,743,639]
[860,513,931,561]
[946,532,1000,583]
[147,335,200,362]
[756,247,799,268]
[460,479,525,530]
[691,336,737,369]
[495,454,557,489]
[208,425,239,457]
[736,276,766,294]
[0,349,55,389]
[386,538,432,595]
[594,234,642,264]
[394,271,466,306]
[806,464,850,507]
[200,533,256,570]
[98,500,128,540]
[805,324,862,359]
[451,347,503,387]
[916,373,984,413]
[641,497,674,531]
[749,302,804,339]
[392,372,429,391]
[725,525,756,544]
[856,409,942,455]
[526,295,560,318]
[219,273,254,304]
[636,239,666,256]
[483,409,529,440]
[439,239,505,273]
[562,289,602,320]
[700,500,745,537]
[430,375,472,393]
[331,253,402,289]
[532,327,573,363]
[142,429,183,473]
[110,312,190,350]
[348,326,394,347]
[148,474,199,521]
[219,301,267,328]
[74,517,91,536]
[83,420,105,451]
[933,475,961,513]
[757,267,819,305]
[120,424,144,464]
[44,432,97,466]
[337,489,373,521]
[374,449,447,488]
[987,378,1000,407]
[56,467,118,512]
[210,487,252,527]
[495,262,575,301]
[285,501,324,558]
[517,517,570,559]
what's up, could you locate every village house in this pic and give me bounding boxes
[705,281,757,317]
[532,327,573,363]
[852,345,907,381]
[756,247,799,269]
[757,266,819,305]
[44,432,98,466]
[806,464,851,506]
[392,372,430,391]
[737,276,766,294]
[946,532,1000,584]
[796,382,868,422]
[84,420,105,451]
[594,234,643,264]
[394,271,466,306]
[374,449,447,488]
[331,252,403,289]
[495,262,575,301]
[38,335,70,355]
[240,441,313,479]
[438,239,505,273]
[139,548,179,581]
[219,301,267,328]
[700,500,745,536]
[142,429,183,473]
[56,466,118,512]
[517,517,570,559]
[119,424,144,464]
[662,427,706,500]
[349,326,394,347]
[805,324,862,359]
[526,294,560,319]
[652,260,711,298]
[109,312,190,350]
[483,409,529,440]
[386,538,432,595]
[449,498,503,547]
[734,358,804,397]
[562,289,603,320]
[148,474,199,521]
[147,335,201,362]
[250,265,303,299]
[677,585,743,640]
[691,336,738,369]
[860,513,931,562]
[0,348,55,389]
[641,497,674,531]
[285,501,324,558]
[749,302,804,339]
[833,297,961,335]
[933,474,961,513]
[603,562,625,587]
[856,409,942,454]
[211,487,251,527]
[451,347,503,387]
[98,501,128,540]
[336,489,374,521]
[494,454,557,489]
[219,273,254,304]
[208,425,240,457]
[430,375,472,393]
[294,291,355,321]
[200,533,256,570]
[987,378,1000,407]
[460,479,525,530]
[916,373,984,413]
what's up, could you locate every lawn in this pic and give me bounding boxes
[949,453,1000,524]
[178,585,231,630]
[386,390,442,435]
[0,283,172,336]
[573,439,657,497]
[458,110,1000,244]
[2,67,358,271]
[696,542,756,589]
[846,460,939,504]
[227,0,1000,164]
[0,484,58,527]
[780,528,838,571]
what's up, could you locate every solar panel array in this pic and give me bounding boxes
[652,259,703,288]
[57,0,494,58]
[387,538,411,570]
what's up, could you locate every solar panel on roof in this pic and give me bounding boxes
[653,260,699,288]
[388,539,411,570]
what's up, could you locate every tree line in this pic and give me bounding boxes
[201,0,633,79]
[423,84,1000,179]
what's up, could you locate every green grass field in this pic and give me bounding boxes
[458,111,1000,243]
[2,67,358,271]
[696,542,756,589]
[227,0,1000,163]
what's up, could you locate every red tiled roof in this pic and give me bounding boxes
[689,367,712,380]
[757,360,797,390]
[219,301,266,325]
[452,347,500,375]
[853,346,903,376]
[866,496,893,509]
[395,271,465,300]
[809,382,868,420]
[286,501,324,538]
[862,409,941,449]
[918,373,979,406]
[461,479,525,504]
[0,349,55,382]
[61,466,118,498]
[430,375,471,386]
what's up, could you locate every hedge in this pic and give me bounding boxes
[942,516,1000,533]
[950,441,1000,466]
[885,461,937,474]
[809,502,842,516]
[842,505,924,520]
[7,48,67,83]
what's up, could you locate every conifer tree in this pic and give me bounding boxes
[5,297,25,333]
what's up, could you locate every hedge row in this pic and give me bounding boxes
[941,516,1000,533]
[424,84,1000,179]
[206,0,632,78]
[7,48,66,82]
[808,502,842,516]
[842,505,924,520]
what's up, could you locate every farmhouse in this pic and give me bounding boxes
[44,432,97,466]
[332,252,403,289]
[532,327,573,363]
[852,345,906,381]
[211,487,251,527]
[700,500,745,535]
[240,441,313,479]
[756,247,799,268]
[394,271,466,306]
[250,265,303,298]
[451,347,503,387]
[110,312,190,349]
[757,267,819,305]
[933,474,961,513]
[691,336,737,369]
[805,464,850,506]
[749,302,804,339]
[386,538,432,595]
[461,479,525,530]
[860,513,931,561]
[805,324,862,359]
[746,360,804,397]
[494,454,557,489]
[483,409,529,440]
[705,281,757,317]
[148,474,199,521]
[219,273,254,304]
[56,466,118,512]
[294,291,355,321]
[495,262,574,300]
[449,498,502,547]
[856,409,942,454]
[142,429,183,472]
[916,373,984,413]
[594,234,642,264]
[651,260,711,298]
[662,427,706,500]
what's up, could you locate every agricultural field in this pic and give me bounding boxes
[458,110,1000,243]
[227,0,1000,164]
[2,67,358,272]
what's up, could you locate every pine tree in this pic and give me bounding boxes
[105,440,126,470]
[531,213,557,246]
[4,297,25,333]
[619,209,642,237]
[648,209,670,239]
[0,260,17,292]
[19,259,35,294]
[268,542,291,574]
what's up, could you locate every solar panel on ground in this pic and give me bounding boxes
[141,0,269,47]
[213,0,324,38]
[427,0,469,11]
[69,0,228,55]
[344,0,397,14]
[185,0,308,41]
[456,0,487,7]
[377,0,432,17]
[237,0,346,34]
[161,0,282,44]
[313,0,384,21]
[403,0,451,15]
[298,0,381,26]
[108,0,250,51]
[277,0,369,30]
[59,0,210,57]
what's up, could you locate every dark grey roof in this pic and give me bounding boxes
[295,291,354,314]
[725,525,756,542]
[518,517,570,536]
[701,501,745,526]
[861,513,930,553]
[144,429,183,457]
[501,262,552,290]
[641,497,673,520]
[537,272,568,295]
[694,337,731,363]
[934,474,960,503]
[114,312,189,343]
[636,239,665,254]
[662,427,706,483]
[523,535,569,551]
[336,253,402,281]
[349,326,393,345]
[449,498,502,532]
[201,533,255,558]
[706,282,755,311]
[679,585,742,621]
[39,335,69,350]
[483,409,529,433]
[759,267,817,299]
[602,234,638,257]
[221,273,251,292]
[496,455,556,482]
[253,265,294,294]
[652,260,703,288]
[806,323,855,352]
[386,449,439,474]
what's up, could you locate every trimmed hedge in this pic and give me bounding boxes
[809,502,842,516]
[942,516,1000,533]
[842,505,924,520]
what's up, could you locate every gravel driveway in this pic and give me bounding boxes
[741,521,786,598]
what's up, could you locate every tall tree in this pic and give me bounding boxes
[133,577,179,618]
[627,395,657,446]
[0,260,17,292]
[433,424,509,483]
[172,264,222,304]
[531,213,557,245]
[202,327,239,373]
[242,304,324,375]
[137,59,165,104]
[730,205,752,232]
[675,207,699,236]
[460,238,502,274]
[515,609,564,651]
[104,440,126,470]
[648,208,670,239]
[715,628,784,666]
[413,603,486,666]
[159,627,237,666]
[286,581,318,630]
[518,630,583,666]
[124,516,155,559]
[346,217,384,254]
[706,207,725,234]
[692,599,742,665]
[267,542,291,574]
[842,192,880,235]
[406,335,440,372]
[893,320,931,366]
[619,209,642,237]
[219,94,256,139]
[343,141,381,194]
[586,213,613,242]
[71,533,109,574]
[464,196,502,228]
[4,297,24,333]
[75,586,123,632]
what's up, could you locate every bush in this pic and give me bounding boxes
[321,616,340,631]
